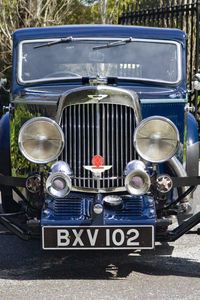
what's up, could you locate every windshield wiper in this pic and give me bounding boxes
[34,36,134,49]
[92,37,134,50]
[34,36,74,49]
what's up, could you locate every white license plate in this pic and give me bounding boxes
[42,225,154,250]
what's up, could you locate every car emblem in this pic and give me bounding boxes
[83,155,112,177]
[87,94,108,103]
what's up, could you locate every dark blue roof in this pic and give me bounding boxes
[13,24,186,44]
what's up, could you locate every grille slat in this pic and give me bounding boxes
[92,104,95,189]
[125,106,128,165]
[53,199,83,218]
[73,106,76,186]
[106,105,110,188]
[69,106,73,170]
[78,105,81,187]
[111,104,115,187]
[52,196,142,219]
[129,106,133,161]
[62,103,135,191]
[105,197,143,218]
[115,105,119,186]
[120,106,123,179]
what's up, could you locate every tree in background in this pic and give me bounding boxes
[0,0,76,76]
[92,0,121,24]
[0,0,152,79]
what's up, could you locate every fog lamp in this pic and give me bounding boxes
[125,160,151,195]
[46,172,71,198]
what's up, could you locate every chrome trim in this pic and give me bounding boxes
[120,105,124,179]
[116,105,119,185]
[59,86,140,192]
[72,176,121,180]
[18,38,182,85]
[92,104,95,189]
[56,85,141,124]
[83,104,86,187]
[71,186,127,193]
[51,161,72,175]
[107,103,110,188]
[103,195,123,206]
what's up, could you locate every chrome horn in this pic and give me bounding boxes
[46,161,72,198]
[125,160,151,196]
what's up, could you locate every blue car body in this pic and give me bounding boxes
[0,25,199,250]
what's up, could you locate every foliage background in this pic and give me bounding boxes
[0,0,136,80]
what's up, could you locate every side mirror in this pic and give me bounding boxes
[192,73,200,90]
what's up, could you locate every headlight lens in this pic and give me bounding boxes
[134,116,179,163]
[18,117,64,164]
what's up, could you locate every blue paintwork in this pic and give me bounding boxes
[187,112,199,145]
[0,112,11,175]
[41,194,155,226]
[142,102,185,143]
[13,24,186,43]
[12,84,187,103]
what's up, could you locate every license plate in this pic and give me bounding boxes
[42,225,154,250]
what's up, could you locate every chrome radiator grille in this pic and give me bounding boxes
[61,103,136,191]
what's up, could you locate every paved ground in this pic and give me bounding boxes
[0,192,200,300]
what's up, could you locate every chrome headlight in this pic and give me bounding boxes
[134,116,179,163]
[18,117,64,164]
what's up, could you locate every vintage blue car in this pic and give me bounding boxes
[0,25,200,250]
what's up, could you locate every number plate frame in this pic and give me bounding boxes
[42,225,154,250]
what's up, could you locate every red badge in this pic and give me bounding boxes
[92,155,104,168]
[83,155,112,176]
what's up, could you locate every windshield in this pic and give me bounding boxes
[18,38,181,84]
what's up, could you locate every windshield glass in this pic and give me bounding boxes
[18,38,181,84]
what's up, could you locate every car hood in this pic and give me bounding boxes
[12,83,186,104]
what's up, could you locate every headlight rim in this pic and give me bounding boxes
[18,116,64,164]
[134,116,180,163]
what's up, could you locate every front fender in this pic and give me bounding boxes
[186,112,199,176]
[0,112,11,175]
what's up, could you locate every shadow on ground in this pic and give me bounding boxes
[0,233,199,280]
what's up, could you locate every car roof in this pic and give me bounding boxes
[13,24,186,44]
